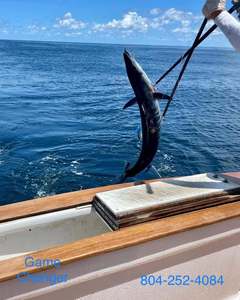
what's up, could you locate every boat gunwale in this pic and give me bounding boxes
[0,172,239,283]
[1,173,239,224]
[0,177,177,223]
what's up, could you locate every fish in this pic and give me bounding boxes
[119,49,170,183]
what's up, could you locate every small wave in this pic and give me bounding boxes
[41,156,57,162]
[72,171,83,175]
[71,160,80,164]
[159,164,175,172]
[163,154,172,161]
[36,190,55,198]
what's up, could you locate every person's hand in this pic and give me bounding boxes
[202,0,226,20]
[232,0,240,20]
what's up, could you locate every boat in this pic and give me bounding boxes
[0,172,240,300]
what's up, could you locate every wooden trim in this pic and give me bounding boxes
[0,172,239,223]
[219,172,240,185]
[0,177,175,223]
[0,200,240,283]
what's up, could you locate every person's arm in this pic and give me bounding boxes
[202,0,240,53]
[215,10,240,53]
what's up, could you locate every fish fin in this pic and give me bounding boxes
[153,93,171,100]
[123,97,138,109]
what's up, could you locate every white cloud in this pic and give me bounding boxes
[149,18,159,29]
[93,12,148,33]
[90,8,203,39]
[28,24,42,30]
[54,12,87,30]
[178,37,192,42]
[27,23,46,34]
[212,30,223,35]
[65,32,82,37]
[204,20,223,35]
[172,27,198,34]
[149,18,165,30]
[2,30,8,34]
[153,8,202,28]
[150,8,161,15]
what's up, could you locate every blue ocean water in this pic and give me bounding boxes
[0,40,239,206]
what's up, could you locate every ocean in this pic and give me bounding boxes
[0,40,239,206]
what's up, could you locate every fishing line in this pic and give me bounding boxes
[30,0,67,105]
[174,89,213,139]
[173,4,240,139]
[157,17,211,169]
[39,0,67,41]
[154,4,240,87]
[172,21,214,139]
[153,22,212,178]
[145,29,198,175]
[154,33,204,87]
[146,165,161,178]
[160,18,208,123]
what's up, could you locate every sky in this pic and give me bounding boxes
[0,0,239,47]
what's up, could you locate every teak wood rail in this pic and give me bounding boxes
[1,172,239,224]
[0,177,177,223]
[0,172,239,283]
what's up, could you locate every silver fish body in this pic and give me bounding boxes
[119,50,166,183]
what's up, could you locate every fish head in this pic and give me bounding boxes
[123,49,153,93]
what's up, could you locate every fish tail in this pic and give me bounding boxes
[118,162,130,184]
[118,174,127,184]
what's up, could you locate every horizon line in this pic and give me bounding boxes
[0,37,234,50]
